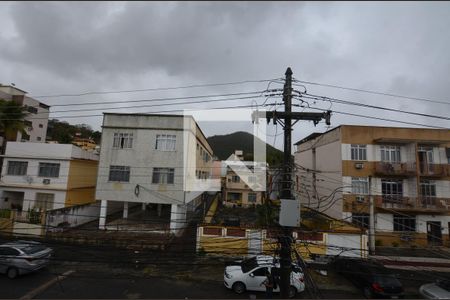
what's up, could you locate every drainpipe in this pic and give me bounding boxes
[369,176,376,255]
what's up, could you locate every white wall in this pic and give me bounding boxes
[46,201,101,231]
[295,138,343,219]
[0,186,66,211]
[326,233,367,257]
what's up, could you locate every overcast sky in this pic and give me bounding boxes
[1,1,449,150]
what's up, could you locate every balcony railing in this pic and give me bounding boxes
[375,196,450,211]
[419,163,447,177]
[374,162,416,176]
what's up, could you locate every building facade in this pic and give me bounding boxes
[0,85,50,145]
[0,142,99,213]
[295,125,450,247]
[222,151,266,207]
[95,113,214,235]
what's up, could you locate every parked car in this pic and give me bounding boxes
[330,257,404,299]
[224,255,305,298]
[0,240,53,279]
[419,280,450,299]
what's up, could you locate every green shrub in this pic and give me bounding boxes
[375,239,383,246]
[391,241,399,247]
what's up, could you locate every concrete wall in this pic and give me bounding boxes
[46,201,102,231]
[295,129,343,219]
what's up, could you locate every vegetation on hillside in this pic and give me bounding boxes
[207,131,284,166]
[47,119,101,144]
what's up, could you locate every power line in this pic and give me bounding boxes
[34,78,283,98]
[292,79,450,106]
[298,93,450,121]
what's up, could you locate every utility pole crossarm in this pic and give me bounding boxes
[252,111,332,126]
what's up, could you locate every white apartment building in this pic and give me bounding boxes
[0,85,50,144]
[295,125,450,247]
[95,113,214,235]
[0,142,99,213]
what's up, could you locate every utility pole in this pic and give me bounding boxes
[279,67,294,299]
[252,68,331,298]
[369,176,376,255]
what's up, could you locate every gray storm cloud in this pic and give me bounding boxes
[0,1,449,148]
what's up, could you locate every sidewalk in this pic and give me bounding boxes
[372,255,450,272]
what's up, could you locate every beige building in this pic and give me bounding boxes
[0,85,50,146]
[222,151,266,207]
[295,125,450,248]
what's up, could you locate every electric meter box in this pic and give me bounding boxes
[279,199,300,227]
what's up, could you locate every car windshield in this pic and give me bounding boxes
[241,257,259,273]
[21,245,47,255]
[375,275,401,286]
[437,280,450,292]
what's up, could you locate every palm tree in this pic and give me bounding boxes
[0,99,29,170]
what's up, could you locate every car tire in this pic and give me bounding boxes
[7,267,19,279]
[363,287,373,299]
[232,282,246,294]
[288,286,297,298]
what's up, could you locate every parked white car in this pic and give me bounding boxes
[419,280,450,299]
[224,255,305,298]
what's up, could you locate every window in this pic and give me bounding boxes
[152,168,175,184]
[381,179,403,202]
[231,175,240,183]
[352,213,369,229]
[351,144,367,161]
[351,177,369,195]
[39,124,43,128]
[0,247,20,256]
[420,180,436,197]
[35,193,54,210]
[108,166,130,182]
[38,163,60,178]
[381,145,401,163]
[113,133,133,149]
[393,214,416,232]
[7,161,28,176]
[155,134,176,151]
[248,193,257,203]
[420,180,437,206]
[26,106,38,114]
[252,267,268,276]
[227,192,242,201]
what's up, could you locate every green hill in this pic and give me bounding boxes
[207,131,284,166]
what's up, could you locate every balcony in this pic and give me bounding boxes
[418,163,447,177]
[375,196,450,212]
[374,162,416,177]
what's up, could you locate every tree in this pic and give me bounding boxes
[0,99,29,170]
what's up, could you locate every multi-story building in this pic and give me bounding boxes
[0,85,50,145]
[0,142,99,213]
[222,150,267,207]
[295,125,450,247]
[95,113,214,235]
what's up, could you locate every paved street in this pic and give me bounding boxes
[0,236,445,299]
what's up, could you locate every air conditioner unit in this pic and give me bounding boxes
[42,179,50,185]
[355,163,364,169]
